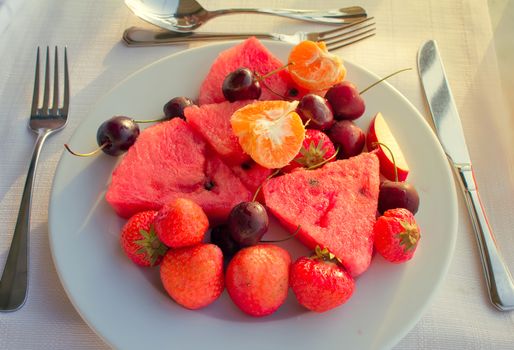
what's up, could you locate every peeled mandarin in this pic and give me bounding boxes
[288,40,346,91]
[231,100,305,169]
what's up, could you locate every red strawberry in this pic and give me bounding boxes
[160,243,224,310]
[120,210,168,267]
[154,198,209,248]
[373,208,421,263]
[283,129,336,172]
[226,244,290,317]
[290,246,355,312]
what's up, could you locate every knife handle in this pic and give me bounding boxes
[456,165,514,311]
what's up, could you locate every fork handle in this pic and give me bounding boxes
[0,129,50,312]
[123,27,276,46]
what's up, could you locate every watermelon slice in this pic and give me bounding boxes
[185,100,272,192]
[198,37,299,105]
[262,153,380,276]
[106,118,252,222]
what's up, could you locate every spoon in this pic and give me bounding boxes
[125,0,367,33]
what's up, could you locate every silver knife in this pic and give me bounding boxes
[418,39,514,311]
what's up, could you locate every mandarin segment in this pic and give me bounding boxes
[231,100,305,169]
[288,41,346,91]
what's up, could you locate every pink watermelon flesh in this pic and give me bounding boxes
[263,153,380,276]
[185,100,251,165]
[198,37,298,105]
[106,118,251,222]
[185,100,272,192]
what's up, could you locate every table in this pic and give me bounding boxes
[1,1,513,349]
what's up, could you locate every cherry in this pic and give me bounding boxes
[227,201,269,247]
[378,181,419,214]
[325,82,365,121]
[210,224,241,258]
[222,68,262,102]
[163,96,194,120]
[375,142,420,214]
[296,94,335,130]
[327,120,365,159]
[65,116,140,157]
[325,68,413,121]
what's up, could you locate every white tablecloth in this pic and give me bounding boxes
[0,0,513,349]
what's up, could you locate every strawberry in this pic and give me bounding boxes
[160,243,224,310]
[226,244,290,317]
[373,208,421,263]
[290,246,355,312]
[283,129,336,172]
[120,210,167,267]
[154,198,209,248]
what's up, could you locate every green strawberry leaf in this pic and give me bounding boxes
[135,225,168,266]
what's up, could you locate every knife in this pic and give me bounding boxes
[418,39,514,311]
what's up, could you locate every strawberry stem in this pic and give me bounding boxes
[252,168,281,202]
[64,142,109,157]
[359,68,412,95]
[306,146,340,170]
[372,141,398,182]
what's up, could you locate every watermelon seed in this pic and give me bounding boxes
[204,180,216,191]
[241,161,253,170]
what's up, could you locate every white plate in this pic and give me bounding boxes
[49,41,457,350]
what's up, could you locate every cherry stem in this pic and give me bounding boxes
[133,116,166,123]
[64,142,109,157]
[359,68,412,95]
[256,75,292,101]
[261,225,301,243]
[258,62,292,81]
[372,141,398,182]
[252,168,281,202]
[307,146,340,170]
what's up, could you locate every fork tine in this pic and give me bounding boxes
[30,48,40,116]
[51,46,59,115]
[322,22,375,43]
[326,28,376,52]
[318,17,374,39]
[327,32,376,52]
[41,46,50,114]
[62,47,70,116]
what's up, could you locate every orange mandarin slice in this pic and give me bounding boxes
[288,41,346,91]
[231,101,306,169]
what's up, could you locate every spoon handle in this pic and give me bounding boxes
[210,6,366,24]
[123,27,276,46]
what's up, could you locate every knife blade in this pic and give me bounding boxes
[418,39,514,311]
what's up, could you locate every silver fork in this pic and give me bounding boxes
[123,17,376,51]
[0,47,69,312]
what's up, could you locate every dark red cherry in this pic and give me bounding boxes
[96,116,140,156]
[163,97,194,120]
[296,94,335,130]
[210,224,241,258]
[378,181,420,214]
[227,201,269,246]
[325,82,365,120]
[327,120,365,159]
[222,68,262,102]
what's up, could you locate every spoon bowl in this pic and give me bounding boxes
[125,0,367,33]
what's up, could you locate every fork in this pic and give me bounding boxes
[123,17,376,51]
[0,47,69,312]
